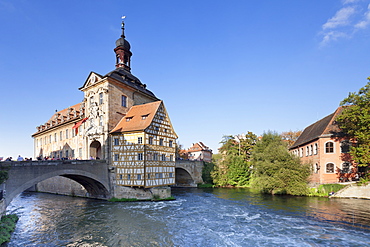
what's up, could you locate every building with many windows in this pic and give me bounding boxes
[31,20,177,198]
[289,107,357,184]
[181,142,213,162]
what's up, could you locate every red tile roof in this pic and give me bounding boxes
[110,101,162,133]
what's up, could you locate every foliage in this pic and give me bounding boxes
[336,78,370,166]
[307,184,346,197]
[0,214,19,245]
[280,130,302,147]
[212,132,257,187]
[202,162,215,184]
[0,167,9,184]
[250,131,311,196]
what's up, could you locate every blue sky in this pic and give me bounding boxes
[1,0,370,159]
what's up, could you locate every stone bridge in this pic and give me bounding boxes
[0,160,111,209]
[175,160,204,187]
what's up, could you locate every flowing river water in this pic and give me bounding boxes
[4,187,370,247]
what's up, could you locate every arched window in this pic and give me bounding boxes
[325,142,334,153]
[326,163,335,173]
[310,145,313,156]
[341,162,351,173]
[306,146,309,156]
[341,140,351,153]
[314,143,318,155]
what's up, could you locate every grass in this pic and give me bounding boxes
[307,184,347,197]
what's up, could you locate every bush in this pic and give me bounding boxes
[0,214,19,244]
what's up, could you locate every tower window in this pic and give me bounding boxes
[122,95,127,107]
[99,92,103,105]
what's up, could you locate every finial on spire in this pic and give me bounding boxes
[120,16,126,38]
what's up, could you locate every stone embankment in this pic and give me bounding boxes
[331,182,370,199]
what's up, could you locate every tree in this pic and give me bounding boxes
[211,132,257,187]
[280,130,302,147]
[250,131,311,195]
[336,78,370,166]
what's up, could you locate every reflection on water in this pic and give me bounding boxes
[5,188,370,246]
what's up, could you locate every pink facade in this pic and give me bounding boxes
[290,107,357,185]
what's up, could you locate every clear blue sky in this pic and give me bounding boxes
[1,0,370,159]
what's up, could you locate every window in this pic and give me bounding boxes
[90,96,94,105]
[99,115,103,126]
[114,154,119,161]
[138,137,143,144]
[114,138,119,146]
[99,92,103,105]
[155,173,163,179]
[79,148,82,158]
[126,117,132,122]
[161,154,166,161]
[54,133,57,142]
[119,174,123,180]
[138,153,143,161]
[306,146,309,156]
[341,140,350,153]
[66,129,69,139]
[141,114,149,120]
[127,174,131,180]
[65,150,69,158]
[310,145,313,156]
[137,174,141,180]
[147,173,151,179]
[122,95,127,107]
[170,155,173,161]
[314,143,318,155]
[169,140,173,147]
[169,173,173,178]
[300,148,303,157]
[153,153,158,161]
[60,131,63,141]
[326,163,335,173]
[147,153,152,161]
[49,135,51,143]
[325,142,334,153]
[314,163,319,174]
[149,136,153,145]
[341,162,351,173]
[159,138,163,146]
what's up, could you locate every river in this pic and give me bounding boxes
[4,188,370,246]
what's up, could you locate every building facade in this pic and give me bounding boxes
[31,20,177,197]
[289,107,357,185]
[182,142,213,162]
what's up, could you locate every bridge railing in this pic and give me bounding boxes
[0,159,107,167]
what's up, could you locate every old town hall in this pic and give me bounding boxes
[31,20,177,197]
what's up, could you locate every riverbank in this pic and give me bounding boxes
[0,214,18,245]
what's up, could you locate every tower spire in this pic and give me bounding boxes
[114,16,132,71]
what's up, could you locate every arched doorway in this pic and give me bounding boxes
[90,141,102,159]
[175,168,194,187]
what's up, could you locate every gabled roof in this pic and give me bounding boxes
[290,107,344,149]
[110,101,162,133]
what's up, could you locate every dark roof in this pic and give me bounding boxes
[290,107,344,149]
[105,68,158,100]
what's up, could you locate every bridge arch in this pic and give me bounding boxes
[175,167,196,187]
[2,160,111,208]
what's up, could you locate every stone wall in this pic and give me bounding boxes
[331,183,370,199]
[35,176,87,197]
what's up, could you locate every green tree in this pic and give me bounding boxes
[212,132,257,187]
[336,78,370,166]
[250,131,311,195]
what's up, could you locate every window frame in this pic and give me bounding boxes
[325,141,334,154]
[325,163,335,173]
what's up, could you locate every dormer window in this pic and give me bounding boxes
[126,117,133,122]
[142,114,149,120]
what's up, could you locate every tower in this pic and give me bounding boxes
[114,18,132,71]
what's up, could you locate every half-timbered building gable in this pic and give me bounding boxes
[110,100,177,188]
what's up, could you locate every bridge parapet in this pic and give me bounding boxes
[0,159,111,209]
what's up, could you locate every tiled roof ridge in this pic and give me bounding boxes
[290,107,341,149]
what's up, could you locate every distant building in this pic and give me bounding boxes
[182,142,213,162]
[31,20,177,194]
[289,107,357,185]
